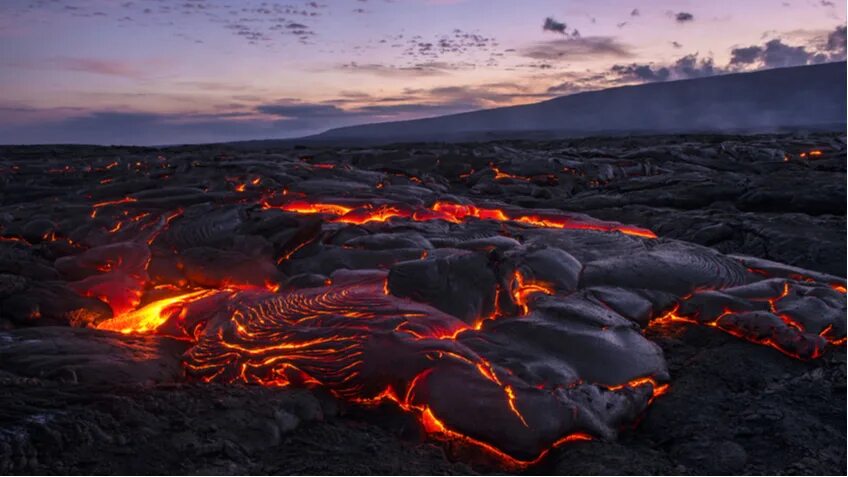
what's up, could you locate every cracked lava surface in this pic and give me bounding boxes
[0,137,845,468]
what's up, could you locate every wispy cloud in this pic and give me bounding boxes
[51,57,160,78]
[10,56,172,80]
[336,61,458,77]
[521,37,634,61]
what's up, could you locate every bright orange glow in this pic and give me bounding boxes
[799,149,824,159]
[96,290,217,334]
[819,324,848,346]
[91,197,138,218]
[264,198,657,239]
[648,304,699,327]
[604,375,669,404]
[419,406,592,467]
[277,200,353,216]
[491,165,530,182]
[431,200,510,222]
[511,270,554,315]
[265,280,280,293]
[92,197,137,208]
[504,385,529,427]
[335,205,406,224]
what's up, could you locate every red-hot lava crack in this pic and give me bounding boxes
[648,279,846,359]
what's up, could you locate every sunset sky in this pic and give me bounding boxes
[0,0,845,145]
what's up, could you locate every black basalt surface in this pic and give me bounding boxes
[0,132,845,475]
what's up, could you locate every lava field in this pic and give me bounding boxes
[0,133,845,474]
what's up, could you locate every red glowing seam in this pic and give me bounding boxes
[491,165,530,182]
[649,287,843,359]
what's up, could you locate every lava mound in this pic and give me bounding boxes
[0,142,845,466]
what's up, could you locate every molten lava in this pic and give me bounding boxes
[491,165,530,182]
[799,149,825,159]
[266,198,657,239]
[97,290,217,334]
[511,271,555,316]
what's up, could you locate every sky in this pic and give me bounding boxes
[0,0,845,145]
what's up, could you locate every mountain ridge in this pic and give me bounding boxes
[297,62,846,145]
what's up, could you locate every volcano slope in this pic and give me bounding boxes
[0,132,845,474]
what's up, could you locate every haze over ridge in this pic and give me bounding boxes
[310,62,846,144]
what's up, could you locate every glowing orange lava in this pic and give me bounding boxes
[419,406,592,467]
[799,149,824,159]
[511,271,555,315]
[264,198,657,239]
[354,373,590,467]
[90,197,138,218]
[648,280,845,360]
[278,200,353,216]
[604,376,669,404]
[96,290,217,334]
[491,165,530,182]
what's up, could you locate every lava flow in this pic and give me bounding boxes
[264,197,657,239]
[95,269,667,466]
[68,189,842,467]
[96,290,218,334]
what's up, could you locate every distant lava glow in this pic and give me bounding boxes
[799,149,824,159]
[265,198,657,239]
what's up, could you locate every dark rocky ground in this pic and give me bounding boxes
[0,132,845,475]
